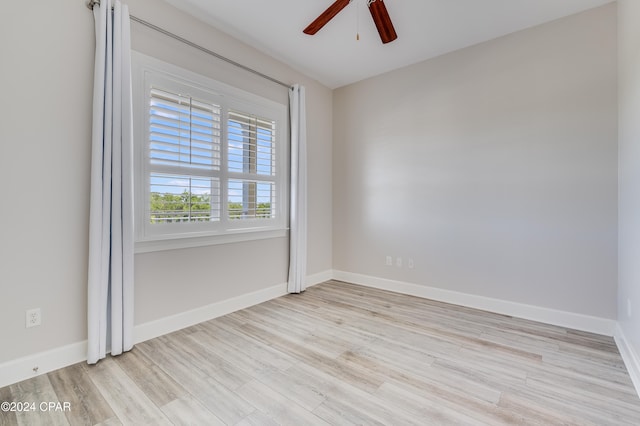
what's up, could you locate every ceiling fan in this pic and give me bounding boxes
[303,0,398,44]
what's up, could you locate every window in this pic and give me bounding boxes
[132,53,288,252]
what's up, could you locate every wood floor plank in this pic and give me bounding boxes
[312,397,387,426]
[199,319,297,371]
[113,348,187,407]
[167,330,252,391]
[258,297,379,348]
[1,280,639,425]
[82,357,171,425]
[235,321,387,393]
[373,381,487,426]
[523,375,640,423]
[0,384,18,426]
[234,379,331,426]
[232,307,352,359]
[292,363,425,426]
[235,409,281,426]
[48,363,115,426]
[254,366,332,412]
[338,348,503,405]
[10,375,70,426]
[136,338,255,425]
[526,368,640,406]
[160,395,225,426]
[504,379,636,425]
[186,330,280,377]
[386,377,529,425]
[432,347,529,389]
[93,416,122,426]
[498,391,599,426]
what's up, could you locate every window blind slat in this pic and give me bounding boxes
[227,109,275,177]
[149,87,221,171]
[149,135,217,151]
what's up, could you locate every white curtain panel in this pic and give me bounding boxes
[87,0,134,364]
[288,84,308,294]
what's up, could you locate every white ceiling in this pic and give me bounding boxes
[164,0,613,89]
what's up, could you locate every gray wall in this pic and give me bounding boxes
[618,0,640,360]
[0,0,333,364]
[333,4,618,318]
[0,0,94,365]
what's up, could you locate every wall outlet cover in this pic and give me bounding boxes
[26,308,41,328]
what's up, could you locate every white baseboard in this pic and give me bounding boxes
[306,269,334,287]
[333,270,617,336]
[0,341,87,389]
[615,324,640,397]
[0,270,333,388]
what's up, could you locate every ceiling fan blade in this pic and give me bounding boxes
[368,0,397,44]
[303,0,352,35]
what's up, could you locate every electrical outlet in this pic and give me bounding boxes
[408,258,414,269]
[396,257,402,268]
[26,308,41,328]
[386,256,392,266]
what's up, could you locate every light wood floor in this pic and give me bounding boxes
[2,281,640,425]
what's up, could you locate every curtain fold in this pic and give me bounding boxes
[88,0,134,364]
[288,84,308,294]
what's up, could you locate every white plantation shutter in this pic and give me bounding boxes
[149,88,221,170]
[227,110,278,220]
[227,111,275,175]
[147,87,222,225]
[132,53,287,248]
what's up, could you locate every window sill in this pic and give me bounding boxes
[135,228,289,253]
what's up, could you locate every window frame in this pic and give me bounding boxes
[132,52,288,253]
